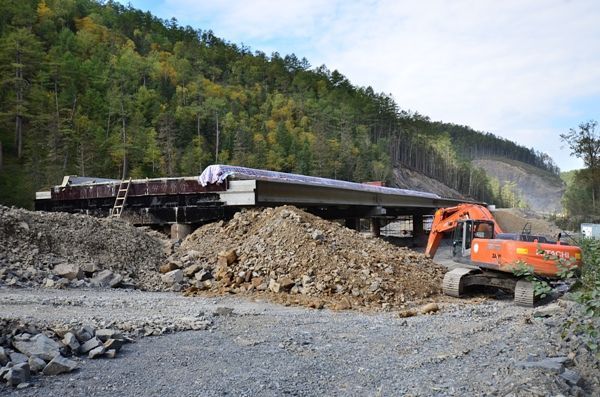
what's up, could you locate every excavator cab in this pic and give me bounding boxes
[452,220,495,260]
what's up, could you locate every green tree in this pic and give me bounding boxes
[0,28,43,158]
[561,120,600,211]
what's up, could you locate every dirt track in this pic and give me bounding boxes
[0,288,592,397]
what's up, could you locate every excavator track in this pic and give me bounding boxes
[514,279,535,307]
[442,268,476,297]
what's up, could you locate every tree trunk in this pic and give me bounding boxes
[197,113,200,137]
[215,112,219,163]
[15,41,23,159]
[106,109,111,139]
[120,99,128,179]
[54,78,60,156]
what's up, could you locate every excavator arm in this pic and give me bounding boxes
[425,204,503,258]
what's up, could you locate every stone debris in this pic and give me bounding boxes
[172,206,445,310]
[96,329,122,342]
[517,356,568,373]
[79,337,102,354]
[3,362,30,386]
[88,345,106,359]
[214,307,234,317]
[0,310,213,388]
[420,303,440,314]
[560,368,582,386]
[42,355,78,376]
[9,352,28,364]
[0,205,167,290]
[75,325,95,343]
[0,319,135,387]
[52,263,83,280]
[161,269,183,285]
[0,347,8,366]
[532,303,563,318]
[28,356,46,373]
[62,332,80,352]
[104,339,124,353]
[12,333,61,361]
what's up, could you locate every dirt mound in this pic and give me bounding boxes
[169,206,445,310]
[0,206,167,290]
[493,208,560,238]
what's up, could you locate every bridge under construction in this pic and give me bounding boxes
[35,165,471,240]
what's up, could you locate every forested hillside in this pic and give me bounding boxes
[0,0,558,207]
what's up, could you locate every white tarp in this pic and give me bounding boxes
[198,164,440,199]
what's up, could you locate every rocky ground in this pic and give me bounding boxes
[0,288,597,396]
[0,205,598,395]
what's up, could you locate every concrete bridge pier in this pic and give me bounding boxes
[171,223,192,240]
[370,218,381,237]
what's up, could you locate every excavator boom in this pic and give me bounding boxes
[425,204,503,258]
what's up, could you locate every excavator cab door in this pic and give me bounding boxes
[452,220,473,259]
[452,220,494,259]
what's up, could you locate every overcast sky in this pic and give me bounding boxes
[120,0,600,171]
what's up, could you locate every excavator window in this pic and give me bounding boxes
[474,222,494,239]
[464,221,473,250]
[453,220,473,257]
[452,220,495,259]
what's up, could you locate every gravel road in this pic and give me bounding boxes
[0,288,591,396]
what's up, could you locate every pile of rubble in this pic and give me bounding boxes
[164,206,445,310]
[0,319,131,389]
[0,206,167,290]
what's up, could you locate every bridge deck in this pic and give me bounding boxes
[35,165,472,225]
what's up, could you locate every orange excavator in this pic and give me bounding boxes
[425,204,582,306]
